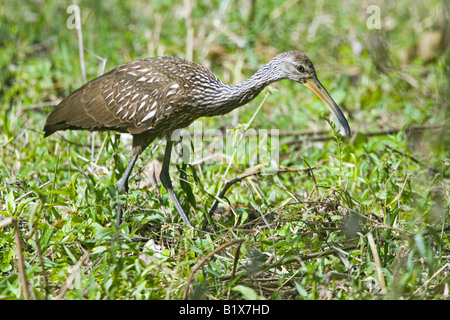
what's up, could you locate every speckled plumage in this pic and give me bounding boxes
[44,51,350,226]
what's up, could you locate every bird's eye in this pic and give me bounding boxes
[296,65,305,73]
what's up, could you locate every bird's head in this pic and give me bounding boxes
[273,51,351,136]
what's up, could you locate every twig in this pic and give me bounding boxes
[55,250,90,300]
[270,0,300,19]
[73,0,87,83]
[389,169,410,208]
[11,218,30,300]
[14,181,52,203]
[283,124,448,147]
[262,244,358,273]
[21,101,61,111]
[386,147,420,165]
[183,238,245,299]
[207,166,315,221]
[231,240,244,281]
[32,200,49,300]
[367,232,386,293]
[369,161,400,213]
[0,217,14,229]
[83,47,107,75]
[212,18,246,48]
[412,262,450,296]
[33,226,48,299]
[220,244,358,282]
[183,0,194,61]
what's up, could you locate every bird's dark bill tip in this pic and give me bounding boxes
[341,121,351,137]
[302,78,351,138]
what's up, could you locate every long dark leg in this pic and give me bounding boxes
[116,153,139,226]
[118,153,139,193]
[160,136,191,225]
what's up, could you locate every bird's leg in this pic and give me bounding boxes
[116,153,139,226]
[118,153,139,193]
[160,136,192,225]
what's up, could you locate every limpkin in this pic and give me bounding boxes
[44,51,351,226]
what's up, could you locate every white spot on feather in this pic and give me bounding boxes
[128,109,136,120]
[138,101,146,111]
[166,89,177,96]
[105,92,114,100]
[150,101,157,110]
[131,93,139,101]
[142,110,156,122]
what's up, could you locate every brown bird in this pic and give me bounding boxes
[44,51,351,226]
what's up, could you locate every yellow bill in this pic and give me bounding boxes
[303,77,351,136]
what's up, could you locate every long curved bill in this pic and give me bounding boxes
[303,77,351,136]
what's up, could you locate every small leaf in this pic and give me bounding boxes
[294,282,308,298]
[92,246,108,254]
[232,285,265,300]
[6,191,15,213]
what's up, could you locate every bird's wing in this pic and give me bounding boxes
[44,66,142,134]
[99,58,189,135]
[44,57,207,137]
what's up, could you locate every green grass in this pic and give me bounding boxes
[0,0,448,300]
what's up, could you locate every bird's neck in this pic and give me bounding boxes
[208,60,281,116]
